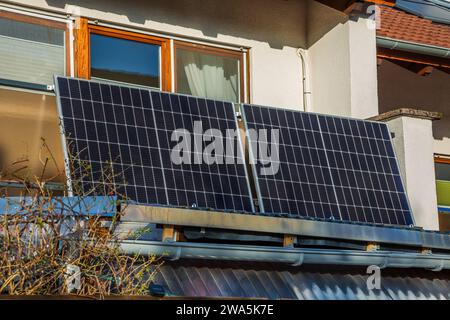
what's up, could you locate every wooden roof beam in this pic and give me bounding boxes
[367,0,396,6]
[415,65,434,76]
[386,59,434,76]
[377,47,450,69]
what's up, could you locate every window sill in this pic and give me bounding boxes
[0,78,54,94]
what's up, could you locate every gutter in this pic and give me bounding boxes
[376,36,450,58]
[119,240,450,271]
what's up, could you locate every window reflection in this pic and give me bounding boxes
[90,34,161,88]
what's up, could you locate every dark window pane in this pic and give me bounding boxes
[90,34,160,88]
[436,162,450,181]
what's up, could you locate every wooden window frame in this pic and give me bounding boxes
[0,10,70,80]
[173,40,247,103]
[435,155,450,165]
[80,24,172,91]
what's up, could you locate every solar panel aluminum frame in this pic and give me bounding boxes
[233,108,256,213]
[54,75,75,196]
[54,76,256,213]
[241,103,416,227]
[241,106,266,214]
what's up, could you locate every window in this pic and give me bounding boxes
[435,156,450,231]
[436,156,450,206]
[436,161,450,181]
[0,11,67,87]
[83,25,249,97]
[90,34,160,88]
[174,41,245,103]
[88,26,171,90]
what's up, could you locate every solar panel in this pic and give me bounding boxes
[397,0,450,25]
[54,76,254,213]
[242,104,414,226]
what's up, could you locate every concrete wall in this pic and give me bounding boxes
[378,60,450,156]
[6,0,309,110]
[386,116,439,230]
[309,21,351,116]
[308,17,379,118]
[348,19,379,119]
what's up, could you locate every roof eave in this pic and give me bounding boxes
[377,36,450,58]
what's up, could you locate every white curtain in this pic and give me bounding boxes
[178,50,239,103]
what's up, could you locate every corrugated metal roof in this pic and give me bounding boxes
[155,260,450,300]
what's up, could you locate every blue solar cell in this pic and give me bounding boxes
[60,98,73,118]
[68,80,80,99]
[242,104,414,226]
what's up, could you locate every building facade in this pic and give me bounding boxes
[1,0,450,299]
[1,0,448,231]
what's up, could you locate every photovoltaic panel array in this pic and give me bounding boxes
[54,76,254,213]
[242,104,414,226]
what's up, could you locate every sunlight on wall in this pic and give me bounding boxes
[0,88,64,182]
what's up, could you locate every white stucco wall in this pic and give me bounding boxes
[309,21,351,116]
[308,18,379,118]
[387,116,439,230]
[378,60,450,156]
[5,0,309,110]
[348,19,379,119]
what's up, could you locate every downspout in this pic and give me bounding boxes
[376,36,450,58]
[296,48,312,112]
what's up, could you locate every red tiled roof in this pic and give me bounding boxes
[377,5,450,49]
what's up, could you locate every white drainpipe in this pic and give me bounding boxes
[296,48,312,112]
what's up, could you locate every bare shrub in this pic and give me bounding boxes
[0,138,161,297]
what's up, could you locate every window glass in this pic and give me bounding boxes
[436,162,450,181]
[0,17,65,86]
[90,34,160,88]
[436,161,450,209]
[176,47,241,103]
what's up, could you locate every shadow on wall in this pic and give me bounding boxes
[377,60,450,149]
[45,0,308,49]
[434,117,450,142]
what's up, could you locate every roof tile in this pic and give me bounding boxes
[377,6,450,48]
